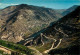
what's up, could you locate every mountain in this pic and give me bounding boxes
[62,5,79,16]
[0,4,62,43]
[54,9,66,14]
[48,6,80,55]
[0,4,79,55]
[20,6,80,55]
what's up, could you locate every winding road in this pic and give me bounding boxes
[27,46,43,55]
[43,39,62,53]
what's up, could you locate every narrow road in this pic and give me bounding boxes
[27,46,43,55]
[43,39,62,53]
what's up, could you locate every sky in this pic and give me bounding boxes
[0,0,80,9]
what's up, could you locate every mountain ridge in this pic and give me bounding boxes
[62,5,79,16]
[0,4,62,43]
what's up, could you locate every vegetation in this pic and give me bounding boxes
[33,42,52,52]
[0,50,10,55]
[30,26,42,33]
[0,40,33,55]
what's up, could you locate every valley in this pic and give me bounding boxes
[0,4,80,55]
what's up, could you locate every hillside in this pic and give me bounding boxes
[21,6,80,55]
[0,4,79,55]
[62,5,79,16]
[0,4,62,43]
[54,9,66,14]
[0,40,33,55]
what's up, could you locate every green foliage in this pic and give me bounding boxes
[0,50,10,55]
[0,40,33,55]
[34,42,52,52]
[0,50,3,54]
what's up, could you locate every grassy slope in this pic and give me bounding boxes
[0,40,33,55]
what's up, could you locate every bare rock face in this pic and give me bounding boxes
[20,6,80,55]
[0,4,62,43]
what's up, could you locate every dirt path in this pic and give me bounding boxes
[27,46,43,55]
[43,39,62,53]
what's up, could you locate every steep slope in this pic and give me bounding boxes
[62,5,79,16]
[21,6,80,55]
[0,4,62,43]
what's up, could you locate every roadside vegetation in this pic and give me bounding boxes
[0,40,33,55]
